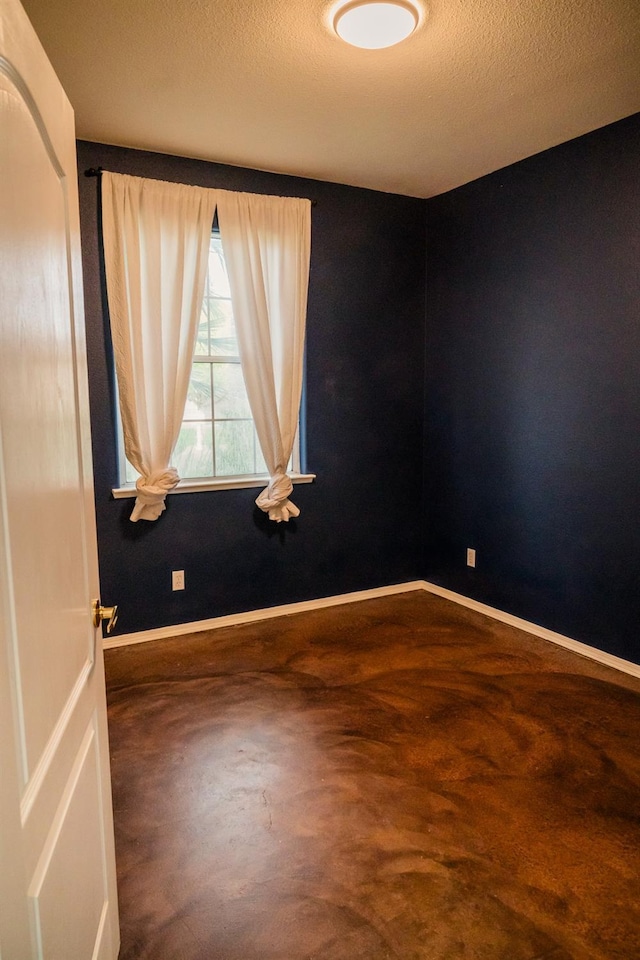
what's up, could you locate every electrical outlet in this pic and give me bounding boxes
[466,548,476,568]
[172,569,185,591]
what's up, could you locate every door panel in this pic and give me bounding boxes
[0,0,119,957]
[1,64,91,789]
[29,719,109,960]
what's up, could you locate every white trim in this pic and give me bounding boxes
[103,578,640,681]
[111,472,316,499]
[421,581,640,680]
[103,581,426,648]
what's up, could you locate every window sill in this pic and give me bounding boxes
[111,472,316,499]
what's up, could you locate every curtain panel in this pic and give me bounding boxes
[216,191,311,522]
[101,171,311,523]
[101,172,217,520]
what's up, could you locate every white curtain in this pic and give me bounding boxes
[216,192,311,522]
[101,172,217,521]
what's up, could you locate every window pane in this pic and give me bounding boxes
[214,363,251,419]
[255,431,268,475]
[210,299,237,356]
[173,422,213,478]
[208,239,230,298]
[125,457,138,484]
[184,363,212,420]
[215,420,255,476]
[194,303,209,356]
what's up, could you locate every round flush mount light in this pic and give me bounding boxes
[333,0,420,49]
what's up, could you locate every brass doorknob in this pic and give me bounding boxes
[92,599,119,634]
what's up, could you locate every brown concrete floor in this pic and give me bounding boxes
[105,591,640,960]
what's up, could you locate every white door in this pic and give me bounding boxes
[0,0,120,957]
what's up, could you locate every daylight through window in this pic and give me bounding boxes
[122,235,293,485]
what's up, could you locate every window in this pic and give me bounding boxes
[120,234,298,486]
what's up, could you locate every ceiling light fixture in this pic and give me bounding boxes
[333,0,420,50]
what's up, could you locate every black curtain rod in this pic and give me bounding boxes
[84,167,317,205]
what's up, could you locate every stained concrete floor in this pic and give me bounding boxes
[105,591,640,960]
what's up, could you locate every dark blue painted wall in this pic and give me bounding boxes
[79,115,640,665]
[77,142,426,635]
[424,113,640,663]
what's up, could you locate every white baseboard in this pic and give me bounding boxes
[421,580,640,680]
[103,581,426,650]
[104,577,640,681]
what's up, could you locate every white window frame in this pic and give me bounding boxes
[111,232,314,499]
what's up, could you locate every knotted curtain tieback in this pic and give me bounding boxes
[131,467,180,522]
[256,472,300,523]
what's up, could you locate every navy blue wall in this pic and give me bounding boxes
[424,113,640,663]
[77,142,426,635]
[79,115,640,664]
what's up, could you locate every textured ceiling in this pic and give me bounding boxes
[20,0,640,198]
